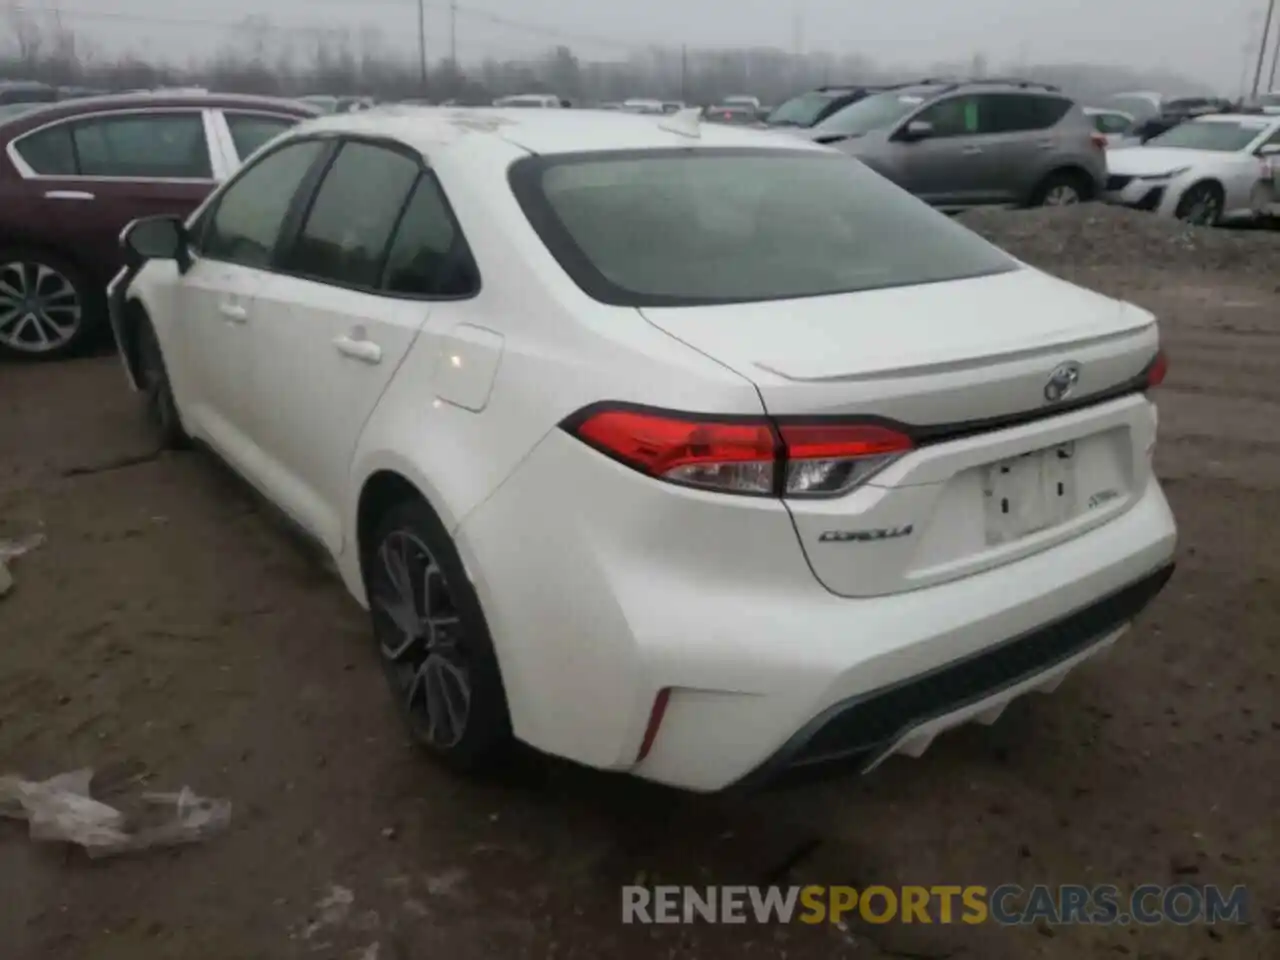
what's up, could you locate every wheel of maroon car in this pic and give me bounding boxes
[0,249,101,361]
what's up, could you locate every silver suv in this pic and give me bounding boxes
[799,78,1106,209]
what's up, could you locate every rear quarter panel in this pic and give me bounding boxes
[340,137,767,603]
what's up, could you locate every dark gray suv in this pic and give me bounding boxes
[798,78,1107,209]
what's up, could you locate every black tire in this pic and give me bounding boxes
[1174,181,1224,226]
[363,497,514,774]
[134,313,188,449]
[0,248,103,361]
[1028,170,1091,208]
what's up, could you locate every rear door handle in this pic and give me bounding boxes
[44,190,95,200]
[960,146,982,155]
[333,335,382,364]
[217,301,248,323]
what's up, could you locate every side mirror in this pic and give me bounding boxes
[899,120,935,142]
[122,215,190,273]
[1259,143,1280,156]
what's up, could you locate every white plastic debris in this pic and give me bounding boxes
[0,768,230,858]
[0,532,45,562]
[0,531,45,598]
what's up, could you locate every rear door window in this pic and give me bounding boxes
[381,175,480,297]
[72,112,212,179]
[12,123,76,174]
[282,141,420,289]
[225,113,298,162]
[980,94,1072,133]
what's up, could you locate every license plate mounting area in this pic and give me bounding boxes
[982,442,1077,545]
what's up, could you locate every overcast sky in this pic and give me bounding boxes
[13,0,1276,93]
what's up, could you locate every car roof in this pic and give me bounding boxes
[0,91,316,134]
[1191,112,1277,124]
[295,105,825,156]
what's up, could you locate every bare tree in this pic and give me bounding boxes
[0,6,1214,111]
[7,3,45,70]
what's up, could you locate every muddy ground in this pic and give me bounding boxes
[0,206,1276,959]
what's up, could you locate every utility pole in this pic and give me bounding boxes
[1270,6,1280,90]
[680,44,687,103]
[1252,0,1277,98]
[417,0,428,96]
[449,0,457,68]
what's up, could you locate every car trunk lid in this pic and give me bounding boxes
[639,267,1161,597]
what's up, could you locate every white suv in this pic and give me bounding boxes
[109,107,1176,792]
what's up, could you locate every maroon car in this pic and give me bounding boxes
[0,91,317,359]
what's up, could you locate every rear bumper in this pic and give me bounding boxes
[734,561,1173,789]
[458,428,1178,793]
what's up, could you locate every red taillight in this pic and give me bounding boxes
[1090,132,1107,150]
[573,409,777,494]
[1146,349,1168,388]
[565,406,913,497]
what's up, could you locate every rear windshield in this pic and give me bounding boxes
[812,89,931,137]
[766,90,845,127]
[1147,120,1267,152]
[508,148,1017,307]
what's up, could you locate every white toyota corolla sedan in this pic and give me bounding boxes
[1103,113,1280,225]
[107,106,1177,792]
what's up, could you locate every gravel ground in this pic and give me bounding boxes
[1,205,1277,960]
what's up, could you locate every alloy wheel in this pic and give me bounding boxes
[369,529,472,749]
[1182,189,1220,226]
[0,261,82,354]
[1043,184,1080,206]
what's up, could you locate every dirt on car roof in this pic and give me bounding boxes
[0,205,1276,960]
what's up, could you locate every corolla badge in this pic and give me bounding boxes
[818,525,914,543]
[1044,362,1082,404]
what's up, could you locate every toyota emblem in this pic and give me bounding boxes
[1044,362,1081,403]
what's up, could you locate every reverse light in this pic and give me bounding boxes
[777,422,914,496]
[564,406,914,498]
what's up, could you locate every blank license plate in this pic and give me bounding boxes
[983,443,1077,545]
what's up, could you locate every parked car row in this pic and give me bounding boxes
[758,77,1280,227]
[4,84,1273,362]
[0,80,110,106]
[786,77,1109,209]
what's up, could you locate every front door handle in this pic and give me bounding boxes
[960,146,983,155]
[44,190,95,200]
[218,301,248,323]
[333,335,382,364]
